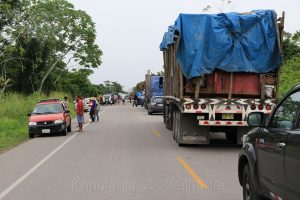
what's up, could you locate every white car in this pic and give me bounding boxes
[83,98,100,111]
[83,98,91,112]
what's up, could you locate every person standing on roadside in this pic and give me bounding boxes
[122,96,125,105]
[95,99,100,122]
[89,97,97,122]
[63,96,70,109]
[75,96,84,132]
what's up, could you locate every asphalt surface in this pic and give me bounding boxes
[0,103,242,200]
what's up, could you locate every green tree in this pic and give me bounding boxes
[1,0,103,95]
[0,0,23,95]
[280,54,300,97]
[283,31,300,62]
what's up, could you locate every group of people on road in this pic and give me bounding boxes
[89,97,99,123]
[72,96,100,133]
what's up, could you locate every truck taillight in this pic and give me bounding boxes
[266,104,271,110]
[201,104,206,110]
[258,105,264,110]
[250,105,256,110]
[193,104,199,110]
[185,104,191,110]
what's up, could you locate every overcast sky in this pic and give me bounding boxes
[68,0,300,91]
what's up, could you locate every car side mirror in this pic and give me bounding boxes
[247,112,264,127]
[27,112,31,117]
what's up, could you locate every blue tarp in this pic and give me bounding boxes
[151,76,164,96]
[160,10,282,79]
[159,25,176,50]
[136,91,143,97]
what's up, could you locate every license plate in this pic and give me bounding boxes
[197,116,205,120]
[222,113,234,120]
[42,129,51,134]
[183,136,207,141]
[157,104,163,107]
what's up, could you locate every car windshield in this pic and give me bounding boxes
[84,98,91,103]
[152,97,163,103]
[32,103,63,115]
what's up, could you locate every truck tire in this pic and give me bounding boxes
[165,104,173,130]
[172,111,177,140]
[242,164,261,200]
[29,133,34,138]
[163,102,167,123]
[170,105,174,130]
[175,113,185,147]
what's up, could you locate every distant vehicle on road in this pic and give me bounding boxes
[144,72,164,109]
[102,94,113,105]
[135,91,145,107]
[238,84,300,200]
[83,98,91,111]
[148,96,164,115]
[27,98,71,138]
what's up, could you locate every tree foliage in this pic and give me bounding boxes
[280,54,300,97]
[283,31,300,62]
[280,31,300,97]
[0,0,102,96]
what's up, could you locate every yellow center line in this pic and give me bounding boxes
[151,128,161,137]
[177,157,208,190]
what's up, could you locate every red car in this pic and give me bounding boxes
[27,99,71,138]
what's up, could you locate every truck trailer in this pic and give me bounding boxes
[160,10,284,145]
[144,70,164,109]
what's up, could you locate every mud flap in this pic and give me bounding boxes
[177,113,210,145]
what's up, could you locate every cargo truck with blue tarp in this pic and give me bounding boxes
[144,71,164,109]
[160,10,285,146]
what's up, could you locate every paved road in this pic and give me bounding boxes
[0,103,242,200]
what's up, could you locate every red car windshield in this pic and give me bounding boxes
[32,103,63,115]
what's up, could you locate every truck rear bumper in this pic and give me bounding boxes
[199,120,247,126]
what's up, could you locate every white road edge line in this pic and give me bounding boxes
[0,106,109,200]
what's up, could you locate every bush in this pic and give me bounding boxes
[279,54,300,98]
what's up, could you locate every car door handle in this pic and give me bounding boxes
[277,143,286,148]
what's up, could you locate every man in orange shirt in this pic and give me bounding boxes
[75,96,84,132]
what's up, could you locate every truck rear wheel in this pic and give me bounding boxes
[175,112,185,146]
[165,104,173,130]
[172,111,177,140]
